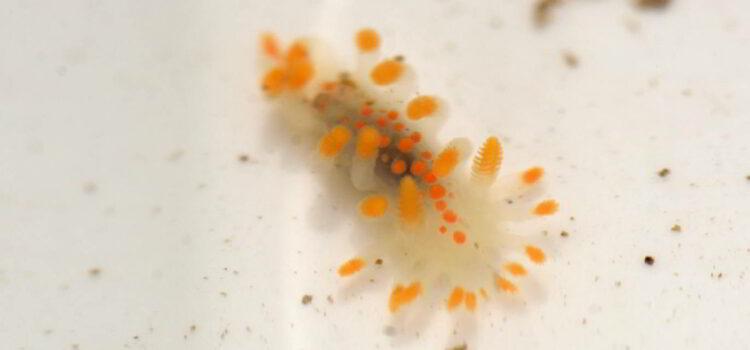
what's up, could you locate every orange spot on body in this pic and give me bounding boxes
[371,59,404,85]
[391,159,407,174]
[423,171,437,184]
[387,111,399,120]
[523,166,544,184]
[525,245,546,264]
[533,200,558,216]
[435,200,446,211]
[453,231,466,244]
[410,160,427,175]
[397,138,414,152]
[428,184,445,199]
[378,135,391,147]
[465,292,477,311]
[338,257,365,276]
[410,131,422,143]
[361,106,373,116]
[442,210,458,223]
[356,126,380,158]
[356,28,380,52]
[359,195,389,218]
[505,262,527,276]
[407,96,439,120]
[447,286,465,310]
[376,117,388,127]
[420,151,433,159]
[392,122,405,131]
[494,275,518,293]
[434,147,459,177]
[354,120,365,129]
[319,125,352,157]
[439,225,447,234]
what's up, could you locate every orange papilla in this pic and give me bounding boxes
[355,28,380,52]
[406,95,438,120]
[286,40,308,64]
[442,210,457,223]
[371,59,405,85]
[386,110,399,120]
[397,138,414,152]
[338,257,365,276]
[319,125,351,157]
[439,225,447,233]
[453,231,466,244]
[410,160,427,175]
[356,126,380,158]
[420,151,432,159]
[261,66,286,96]
[428,184,445,199]
[286,58,314,89]
[525,245,546,264]
[376,117,388,127]
[522,166,544,184]
[398,176,423,224]
[392,122,405,131]
[533,200,558,216]
[433,147,459,177]
[354,120,365,129]
[446,286,465,310]
[472,136,502,180]
[465,291,477,311]
[261,32,280,58]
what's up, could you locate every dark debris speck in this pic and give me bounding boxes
[635,0,671,9]
[301,294,313,305]
[644,256,655,265]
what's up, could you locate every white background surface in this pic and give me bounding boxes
[2,0,750,349]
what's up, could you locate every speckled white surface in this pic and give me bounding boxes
[2,1,750,349]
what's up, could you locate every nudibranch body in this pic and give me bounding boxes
[259,29,559,314]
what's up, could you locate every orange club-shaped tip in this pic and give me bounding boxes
[533,200,559,216]
[355,28,380,52]
[371,59,404,85]
[338,257,365,276]
[525,245,546,264]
